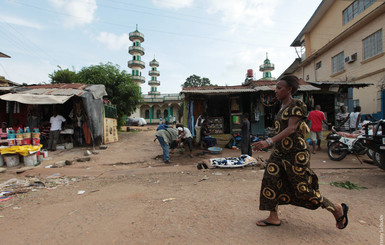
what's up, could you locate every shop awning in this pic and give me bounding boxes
[0,93,73,104]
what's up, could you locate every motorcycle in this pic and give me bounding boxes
[327,127,367,161]
[361,120,385,170]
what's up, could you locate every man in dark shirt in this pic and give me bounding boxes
[241,113,252,156]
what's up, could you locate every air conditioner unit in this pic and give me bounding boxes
[348,53,357,63]
[345,56,350,63]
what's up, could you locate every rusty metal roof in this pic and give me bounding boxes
[181,79,319,95]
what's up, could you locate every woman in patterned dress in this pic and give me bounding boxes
[252,75,349,229]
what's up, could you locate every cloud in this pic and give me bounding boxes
[152,0,193,10]
[0,15,44,30]
[206,0,281,30]
[49,0,97,27]
[96,32,130,51]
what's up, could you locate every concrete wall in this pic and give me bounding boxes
[297,5,385,115]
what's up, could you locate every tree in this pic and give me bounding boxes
[49,62,142,127]
[76,62,142,118]
[181,74,216,88]
[49,68,78,84]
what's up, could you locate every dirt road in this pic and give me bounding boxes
[0,126,384,244]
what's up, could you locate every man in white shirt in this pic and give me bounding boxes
[48,111,66,151]
[177,126,193,158]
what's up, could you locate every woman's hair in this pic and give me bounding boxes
[280,75,299,95]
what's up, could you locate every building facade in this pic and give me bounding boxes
[289,0,385,118]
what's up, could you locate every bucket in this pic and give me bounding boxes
[16,138,23,146]
[65,142,73,149]
[32,138,40,146]
[24,153,37,166]
[8,138,15,146]
[32,132,40,139]
[41,150,48,158]
[3,154,20,167]
[23,138,31,145]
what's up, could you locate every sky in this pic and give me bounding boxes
[0,0,322,94]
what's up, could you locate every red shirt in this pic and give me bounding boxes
[307,110,326,132]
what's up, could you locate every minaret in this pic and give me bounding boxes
[259,53,275,80]
[128,25,145,89]
[148,58,160,96]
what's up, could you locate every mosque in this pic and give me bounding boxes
[128,26,182,124]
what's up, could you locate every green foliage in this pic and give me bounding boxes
[49,63,142,128]
[182,74,216,88]
[49,68,78,84]
[76,62,142,120]
[330,181,367,190]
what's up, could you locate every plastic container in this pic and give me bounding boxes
[16,138,23,146]
[32,132,40,139]
[23,137,31,145]
[32,137,40,146]
[24,153,37,166]
[3,154,20,167]
[7,139,15,146]
[33,128,39,133]
[41,149,48,158]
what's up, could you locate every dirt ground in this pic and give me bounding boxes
[0,125,384,245]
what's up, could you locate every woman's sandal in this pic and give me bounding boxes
[336,203,349,229]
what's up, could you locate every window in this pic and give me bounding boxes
[156,110,161,118]
[316,61,322,70]
[145,110,150,119]
[332,52,345,74]
[343,0,376,25]
[363,29,383,60]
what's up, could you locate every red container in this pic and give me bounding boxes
[23,138,31,145]
[16,138,23,146]
[8,139,15,146]
[247,69,253,77]
[33,138,40,146]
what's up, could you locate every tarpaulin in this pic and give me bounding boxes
[0,93,72,105]
[0,145,42,156]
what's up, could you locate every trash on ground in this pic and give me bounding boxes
[199,175,209,182]
[77,190,86,195]
[162,197,176,202]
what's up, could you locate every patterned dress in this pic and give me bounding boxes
[259,99,335,213]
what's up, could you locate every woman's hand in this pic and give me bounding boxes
[251,140,270,151]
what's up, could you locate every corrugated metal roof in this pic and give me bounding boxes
[307,81,373,88]
[18,88,86,96]
[182,80,319,95]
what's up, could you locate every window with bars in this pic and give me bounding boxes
[343,0,376,25]
[332,52,345,74]
[363,29,383,60]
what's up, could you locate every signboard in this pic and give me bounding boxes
[104,118,118,144]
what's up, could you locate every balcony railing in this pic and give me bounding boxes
[129,31,144,42]
[132,75,145,84]
[128,60,145,69]
[149,70,160,76]
[259,64,274,71]
[148,80,160,86]
[129,46,145,55]
[148,91,160,96]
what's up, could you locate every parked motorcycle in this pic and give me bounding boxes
[361,120,385,170]
[327,127,367,161]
